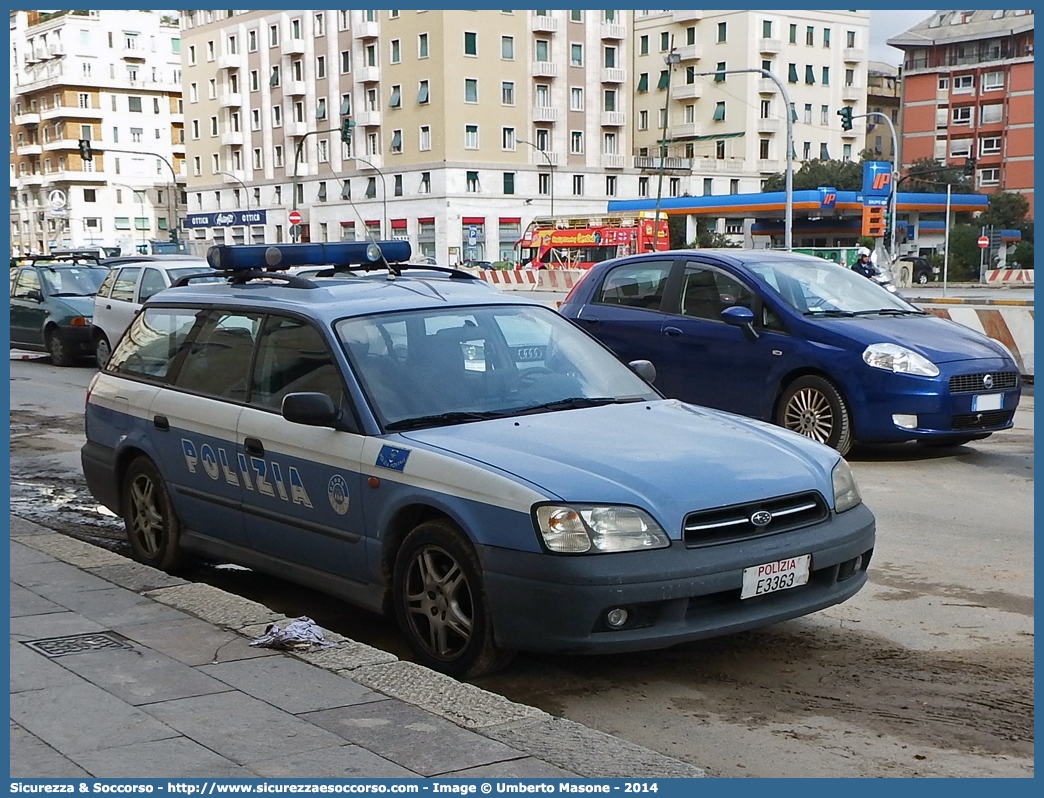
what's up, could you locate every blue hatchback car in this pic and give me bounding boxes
[560,250,1022,454]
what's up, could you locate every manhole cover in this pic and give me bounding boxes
[22,632,132,658]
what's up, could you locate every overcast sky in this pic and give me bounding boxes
[867,9,936,66]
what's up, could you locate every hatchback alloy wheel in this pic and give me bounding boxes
[776,375,852,455]
[784,387,835,444]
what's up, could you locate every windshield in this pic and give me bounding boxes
[336,304,659,431]
[746,257,922,316]
[39,266,108,297]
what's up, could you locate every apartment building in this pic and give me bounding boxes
[180,9,642,263]
[9,10,185,255]
[888,10,1034,218]
[865,61,900,161]
[632,10,870,203]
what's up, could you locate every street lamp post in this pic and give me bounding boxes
[654,44,682,246]
[291,127,338,241]
[217,170,251,210]
[852,111,899,261]
[101,147,183,249]
[516,138,554,218]
[353,156,388,239]
[114,183,147,252]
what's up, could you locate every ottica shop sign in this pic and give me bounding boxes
[183,210,269,228]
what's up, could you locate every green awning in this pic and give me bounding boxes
[389,86,401,108]
[788,63,798,83]
[637,73,648,92]
[713,102,726,121]
[670,131,745,143]
[417,82,429,103]
[657,70,670,90]
[805,65,815,84]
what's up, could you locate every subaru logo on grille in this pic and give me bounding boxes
[750,510,773,527]
[983,374,994,390]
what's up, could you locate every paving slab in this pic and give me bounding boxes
[72,737,253,779]
[199,655,383,714]
[10,582,66,618]
[87,561,189,593]
[18,533,128,568]
[10,540,60,567]
[10,515,54,537]
[47,585,192,628]
[10,682,180,755]
[141,690,349,765]
[10,640,87,693]
[303,699,527,777]
[11,560,115,594]
[243,744,420,779]
[115,617,278,666]
[9,611,110,641]
[56,644,234,706]
[10,723,91,778]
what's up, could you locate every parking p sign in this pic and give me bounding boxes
[468,225,478,246]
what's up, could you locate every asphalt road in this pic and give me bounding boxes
[8,356,1034,778]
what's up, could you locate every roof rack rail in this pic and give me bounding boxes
[311,262,479,280]
[171,270,319,289]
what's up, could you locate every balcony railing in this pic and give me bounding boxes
[284,39,306,55]
[284,80,307,96]
[217,53,240,70]
[757,118,780,133]
[674,82,702,100]
[220,131,244,146]
[218,92,242,108]
[842,85,862,102]
[634,156,693,172]
[843,47,865,63]
[601,154,626,169]
[601,23,626,40]
[672,11,703,23]
[14,112,41,126]
[759,38,782,54]
[676,44,702,61]
[601,67,625,83]
[758,78,777,94]
[531,14,558,33]
[532,106,559,123]
[671,122,701,139]
[601,111,626,126]
[355,21,380,39]
[533,61,558,78]
[354,110,382,127]
[355,66,380,83]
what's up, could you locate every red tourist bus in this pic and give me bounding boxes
[516,215,669,269]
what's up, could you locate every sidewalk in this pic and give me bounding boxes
[9,515,704,780]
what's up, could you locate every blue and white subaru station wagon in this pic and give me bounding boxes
[81,242,875,677]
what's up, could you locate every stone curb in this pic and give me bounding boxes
[11,518,706,778]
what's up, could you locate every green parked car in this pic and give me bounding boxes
[10,256,110,365]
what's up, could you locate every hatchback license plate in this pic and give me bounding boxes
[741,555,811,599]
[972,393,1003,412]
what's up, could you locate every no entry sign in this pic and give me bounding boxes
[288,210,302,225]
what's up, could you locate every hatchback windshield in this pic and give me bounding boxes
[38,266,108,297]
[336,304,659,430]
[747,258,922,316]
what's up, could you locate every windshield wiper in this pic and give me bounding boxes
[49,292,93,297]
[851,308,925,316]
[516,396,637,415]
[385,410,509,431]
[803,309,855,317]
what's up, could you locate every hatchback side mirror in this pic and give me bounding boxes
[721,305,758,340]
[628,359,657,384]
[26,289,43,302]
[282,392,340,427]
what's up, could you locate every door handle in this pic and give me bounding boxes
[153,415,169,431]
[105,304,111,310]
[244,437,265,457]
[663,326,683,337]
[583,317,600,324]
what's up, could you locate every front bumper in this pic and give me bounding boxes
[479,502,875,654]
[60,323,95,355]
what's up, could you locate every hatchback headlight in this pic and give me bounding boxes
[831,458,862,513]
[534,505,670,553]
[863,342,939,377]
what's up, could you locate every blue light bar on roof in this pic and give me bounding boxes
[207,240,412,271]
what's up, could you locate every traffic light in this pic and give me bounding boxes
[861,206,885,238]
[340,118,355,144]
[963,157,976,176]
[837,107,853,132]
[77,139,93,161]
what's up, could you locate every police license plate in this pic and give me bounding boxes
[972,393,1003,412]
[741,555,811,599]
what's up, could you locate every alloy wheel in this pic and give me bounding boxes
[403,545,475,661]
[783,387,835,444]
[128,473,164,558]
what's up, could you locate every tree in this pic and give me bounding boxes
[695,218,739,249]
[1011,240,1034,269]
[901,157,973,194]
[762,159,863,192]
[977,191,1029,229]
[944,225,982,280]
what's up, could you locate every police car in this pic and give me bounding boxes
[81,241,875,677]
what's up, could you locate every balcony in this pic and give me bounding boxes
[843,47,866,63]
[355,21,380,39]
[51,105,104,119]
[14,112,41,126]
[532,106,559,123]
[355,66,380,83]
[284,39,306,55]
[529,150,559,167]
[218,92,242,108]
[601,110,626,127]
[758,38,782,54]
[758,159,778,173]
[672,11,703,23]
[676,44,702,61]
[355,153,383,170]
[841,128,858,140]
[354,110,382,127]
[757,117,780,133]
[216,53,240,70]
[672,122,701,139]
[220,131,244,146]
[758,78,778,94]
[531,14,558,33]
[601,154,626,169]
[121,46,146,61]
[284,120,309,137]
[842,85,862,102]
[673,82,702,100]
[48,43,66,58]
[44,168,108,184]
[16,143,43,157]
[601,22,626,40]
[634,155,692,172]
[601,67,625,83]
[532,61,558,78]
[284,80,307,96]
[21,172,45,185]
[42,137,80,151]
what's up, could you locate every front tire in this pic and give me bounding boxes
[95,334,112,369]
[776,375,853,456]
[46,328,74,367]
[121,456,185,571]
[392,520,513,678]
[916,272,929,285]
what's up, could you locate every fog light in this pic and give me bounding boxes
[605,608,629,628]
[892,413,918,429]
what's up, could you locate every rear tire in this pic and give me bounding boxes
[95,334,112,369]
[392,519,514,678]
[46,328,74,367]
[121,456,185,571]
[776,375,853,456]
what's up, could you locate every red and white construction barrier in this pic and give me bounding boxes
[923,306,1035,377]
[985,269,1034,284]
[473,268,539,287]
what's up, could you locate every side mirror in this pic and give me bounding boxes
[282,392,340,428]
[721,305,758,340]
[26,289,43,302]
[628,359,656,384]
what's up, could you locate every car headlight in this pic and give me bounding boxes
[862,342,939,377]
[831,458,862,513]
[534,505,670,553]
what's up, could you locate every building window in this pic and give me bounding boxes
[805,65,815,84]
[802,141,811,160]
[572,174,584,196]
[390,129,402,153]
[980,136,1001,156]
[417,80,430,104]
[464,31,477,56]
[502,127,515,150]
[978,168,999,187]
[806,26,814,46]
[390,85,401,108]
[713,102,726,122]
[466,171,480,192]
[570,43,583,66]
[788,63,798,83]
[637,73,649,93]
[760,138,770,159]
[603,132,617,154]
[953,74,974,93]
[419,125,431,151]
[502,36,514,60]
[846,30,856,48]
[822,66,830,85]
[604,46,617,68]
[570,87,584,111]
[538,173,551,196]
[980,104,1002,125]
[639,34,648,56]
[604,89,617,112]
[821,104,829,125]
[660,31,669,52]
[716,140,726,159]
[570,131,584,154]
[391,39,400,63]
[952,106,972,125]
[503,172,515,194]
[820,143,830,159]
[638,177,649,197]
[418,33,428,58]
[465,78,478,103]
[845,68,854,87]
[536,39,549,62]
[803,104,812,124]
[420,172,431,193]
[502,81,514,105]
[670,177,680,197]
[638,110,648,130]
[465,125,479,149]
[605,175,617,197]
[717,22,727,42]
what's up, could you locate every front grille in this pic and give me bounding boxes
[683,491,828,547]
[951,409,1015,430]
[949,371,1018,394]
